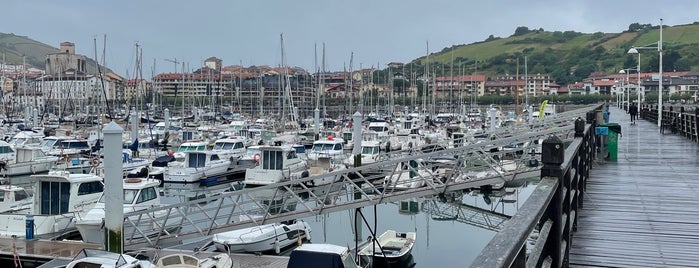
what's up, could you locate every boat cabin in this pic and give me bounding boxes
[184,151,223,168]
[0,185,31,213]
[31,170,103,215]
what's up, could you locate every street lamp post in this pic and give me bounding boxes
[627,19,663,129]
[618,68,635,112]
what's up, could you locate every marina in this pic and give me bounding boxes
[0,102,575,267]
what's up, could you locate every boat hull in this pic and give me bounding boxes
[213,221,311,253]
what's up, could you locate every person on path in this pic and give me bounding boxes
[629,104,638,124]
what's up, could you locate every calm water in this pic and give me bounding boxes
[161,177,540,267]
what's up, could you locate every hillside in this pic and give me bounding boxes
[403,22,699,85]
[0,32,112,74]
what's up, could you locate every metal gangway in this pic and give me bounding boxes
[420,195,511,232]
[119,105,598,249]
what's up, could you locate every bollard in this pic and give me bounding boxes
[541,135,564,178]
[26,214,34,240]
[574,117,585,137]
[542,135,564,165]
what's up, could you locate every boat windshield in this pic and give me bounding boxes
[177,145,205,152]
[40,139,58,148]
[8,138,26,146]
[99,189,139,204]
[312,143,338,151]
[362,146,379,155]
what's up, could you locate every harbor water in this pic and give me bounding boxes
[5,173,539,267]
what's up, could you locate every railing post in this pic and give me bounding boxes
[542,135,564,268]
[574,117,585,138]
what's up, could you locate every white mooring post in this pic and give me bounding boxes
[130,110,139,157]
[164,108,170,134]
[352,111,362,244]
[103,121,124,253]
[314,108,320,137]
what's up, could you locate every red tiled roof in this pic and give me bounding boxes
[593,80,617,86]
[434,74,487,82]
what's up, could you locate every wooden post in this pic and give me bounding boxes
[541,134,564,268]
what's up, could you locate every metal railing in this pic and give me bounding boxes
[471,108,599,268]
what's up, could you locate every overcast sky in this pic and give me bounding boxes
[5,0,698,77]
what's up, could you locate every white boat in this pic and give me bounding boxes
[76,178,179,244]
[344,140,381,168]
[0,184,31,213]
[172,140,208,160]
[357,230,416,265]
[287,243,367,268]
[6,130,44,148]
[212,219,311,254]
[0,141,59,176]
[155,252,233,268]
[0,170,103,238]
[244,145,307,187]
[65,248,156,268]
[211,136,250,173]
[383,160,430,190]
[211,136,247,159]
[303,157,345,187]
[164,151,231,183]
[306,136,346,161]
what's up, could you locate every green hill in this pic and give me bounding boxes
[0,32,112,74]
[401,22,699,85]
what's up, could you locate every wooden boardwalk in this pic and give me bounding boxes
[569,107,699,267]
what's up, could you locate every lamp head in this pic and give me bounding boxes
[618,70,626,74]
[627,48,639,54]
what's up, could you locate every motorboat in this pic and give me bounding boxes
[212,219,311,254]
[172,140,208,160]
[76,178,179,244]
[306,136,346,161]
[383,160,432,191]
[357,230,416,265]
[303,157,345,187]
[212,136,253,174]
[155,252,233,268]
[0,170,103,238]
[0,184,31,213]
[0,141,59,176]
[6,130,44,148]
[344,140,381,168]
[65,248,156,268]
[244,145,307,187]
[211,136,247,161]
[164,150,231,183]
[287,243,367,268]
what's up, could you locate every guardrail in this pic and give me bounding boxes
[470,108,599,268]
[640,104,699,140]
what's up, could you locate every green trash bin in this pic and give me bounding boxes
[599,123,621,160]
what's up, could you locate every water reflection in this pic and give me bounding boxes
[155,176,540,265]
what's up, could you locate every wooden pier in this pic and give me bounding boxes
[569,107,699,267]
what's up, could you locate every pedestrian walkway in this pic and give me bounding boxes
[569,107,699,267]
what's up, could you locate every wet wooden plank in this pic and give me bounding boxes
[569,107,699,267]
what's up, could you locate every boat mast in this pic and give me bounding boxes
[423,41,428,115]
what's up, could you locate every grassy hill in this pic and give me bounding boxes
[0,32,112,74]
[401,22,699,85]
